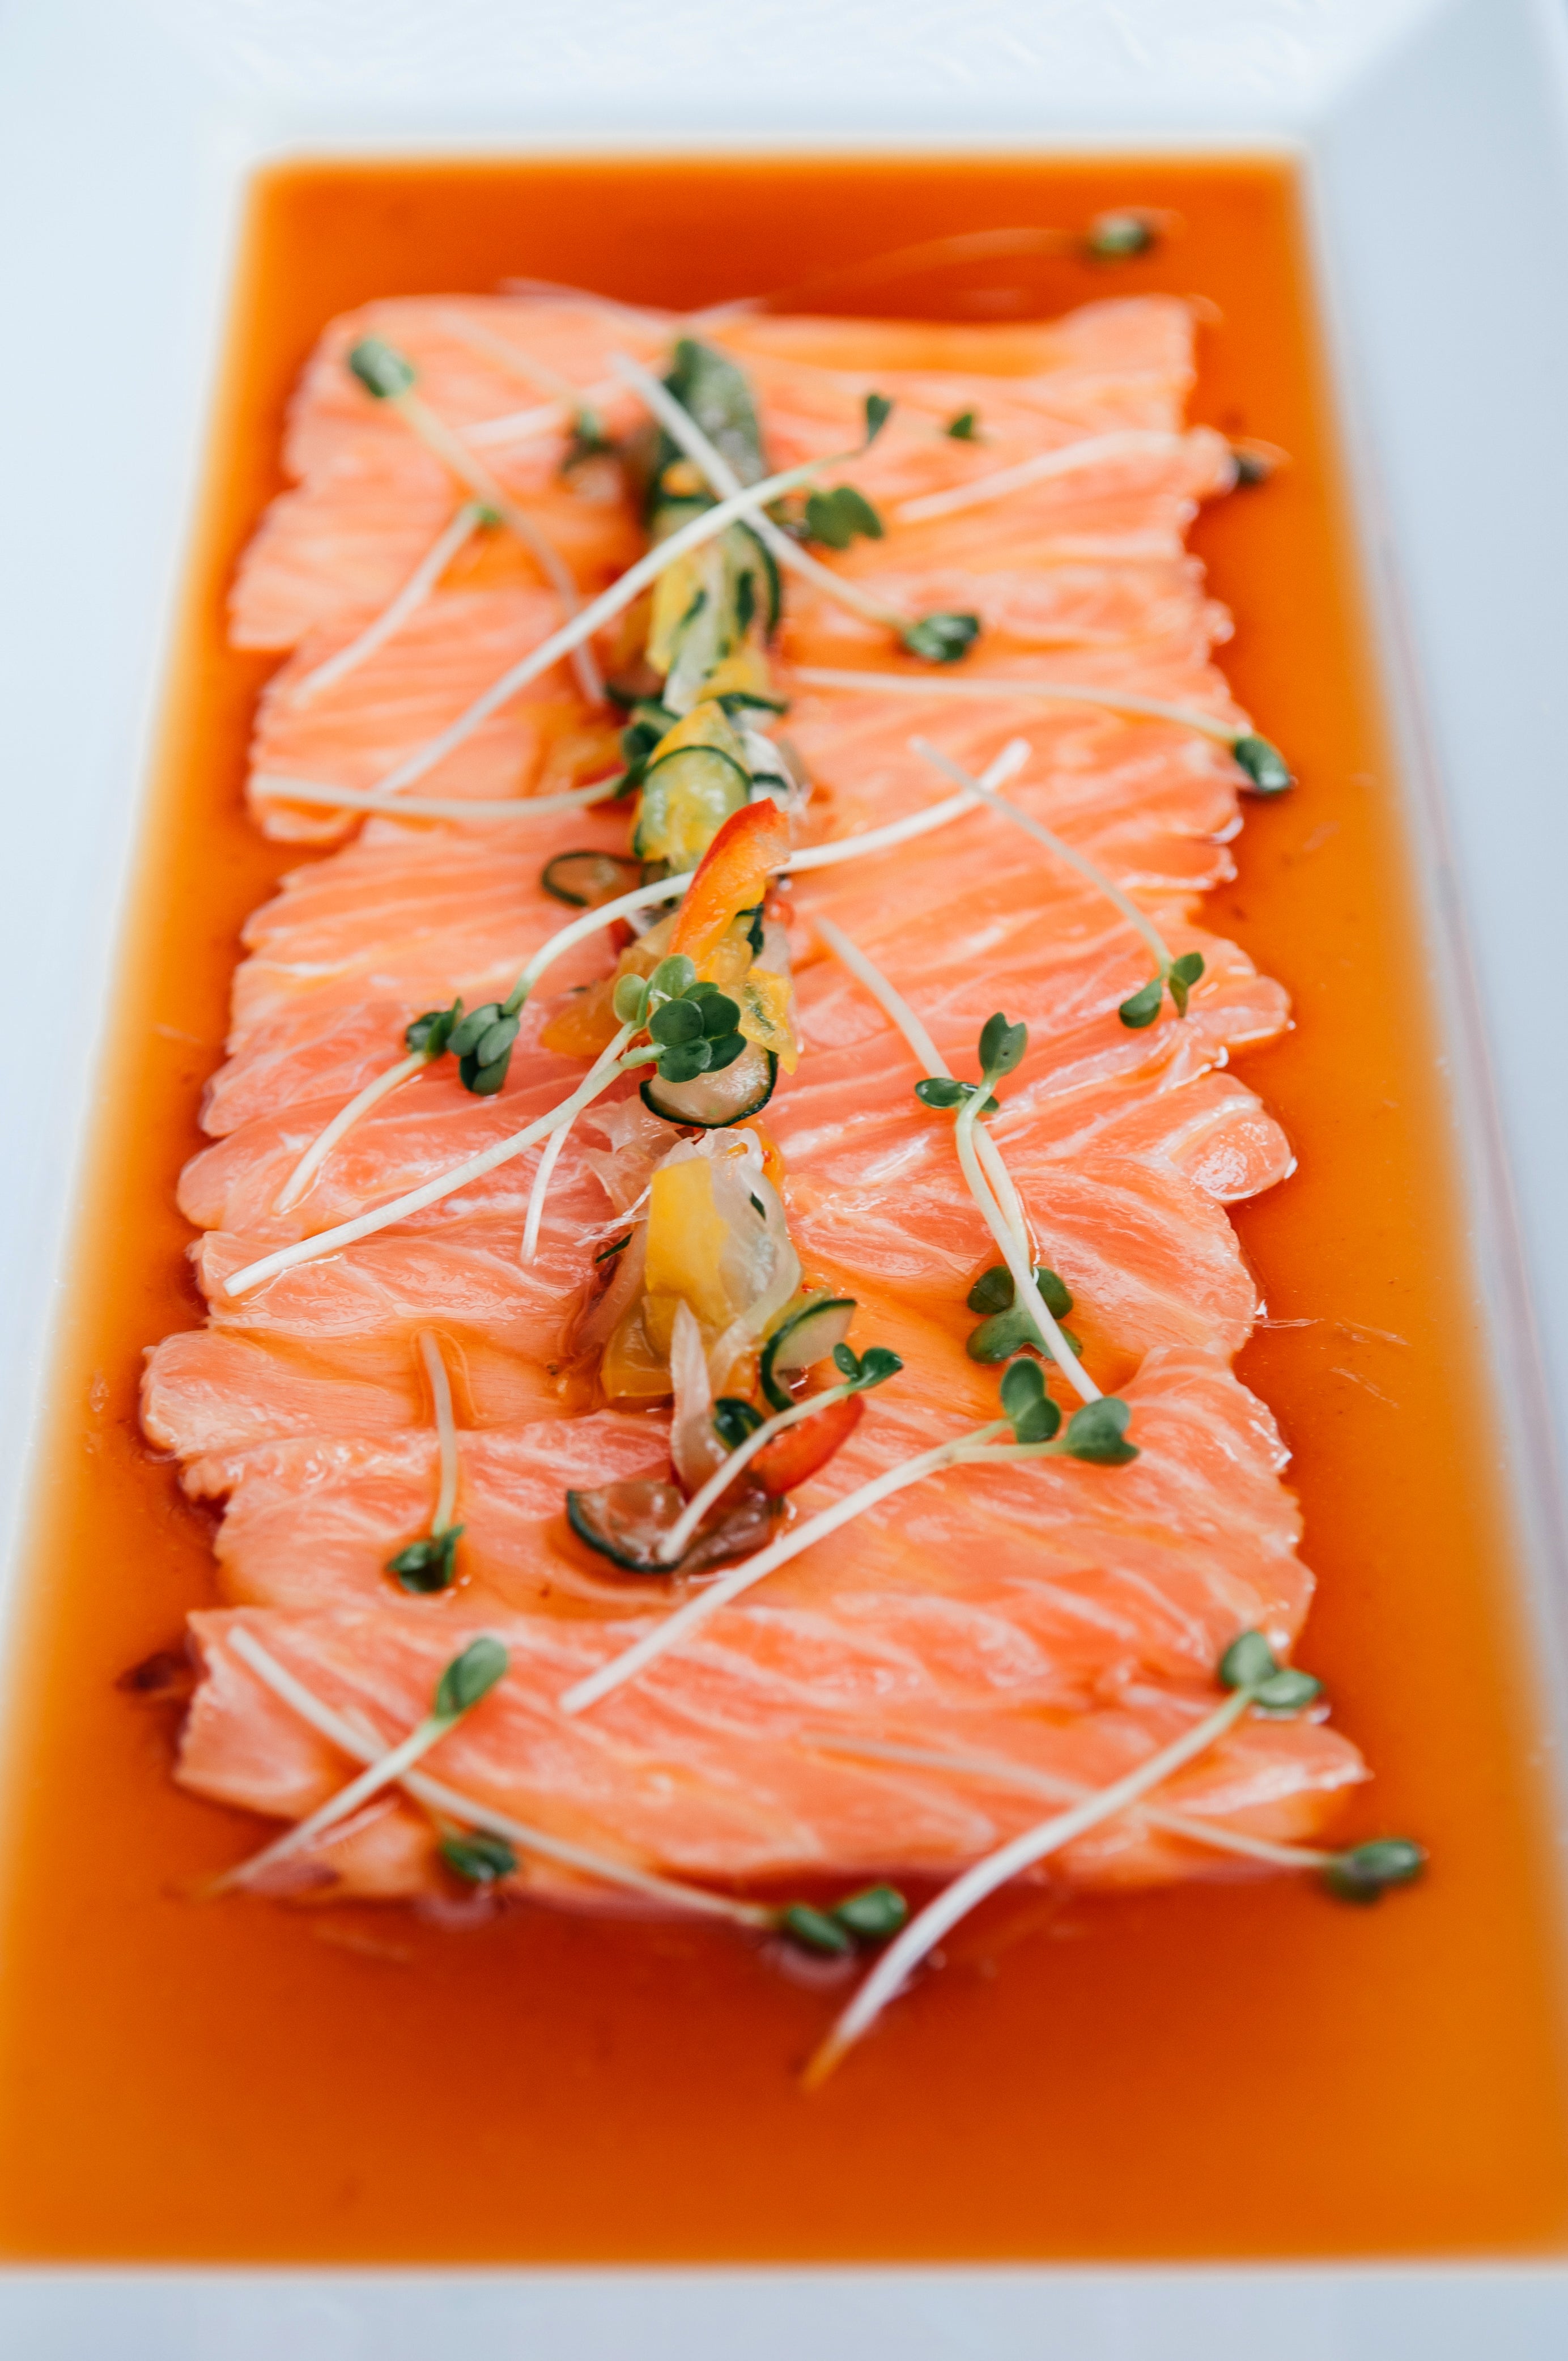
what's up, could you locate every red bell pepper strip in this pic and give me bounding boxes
[752,1392,864,1497]
[669,800,792,971]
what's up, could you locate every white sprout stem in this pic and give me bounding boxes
[893,427,1184,524]
[519,1025,636,1263]
[794,666,1240,746]
[224,1625,770,1925]
[273,1050,427,1214]
[805,1688,1251,2085]
[557,1422,1010,1718]
[287,502,488,706]
[369,451,845,801]
[436,308,589,406]
[911,737,1171,973]
[419,1329,460,1534]
[250,772,626,823]
[810,908,1099,1406]
[511,877,688,1008]
[220,1026,635,1299]
[390,387,603,705]
[462,399,575,449]
[610,350,910,631]
[785,790,975,871]
[209,1702,461,1894]
[804,1731,1336,1874]
[657,1381,856,1565]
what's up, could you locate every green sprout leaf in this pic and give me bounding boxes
[405,997,462,1059]
[944,410,979,441]
[649,997,704,1047]
[648,953,698,1003]
[1086,211,1155,260]
[347,336,416,400]
[862,392,894,447]
[999,1358,1062,1446]
[804,486,885,549]
[1231,734,1293,795]
[913,1076,998,1116]
[385,1525,465,1595]
[783,1902,853,1956]
[713,1396,764,1449]
[831,1343,903,1390]
[1166,949,1205,1018]
[439,1831,517,1884]
[901,611,981,665]
[832,1884,909,1941]
[1230,445,1275,487]
[594,1234,630,1263]
[1252,1666,1324,1714]
[1219,1629,1278,1691]
[1323,1838,1426,1904]
[1064,1396,1138,1465]
[978,1011,1027,1079]
[434,1636,509,1722]
[655,1040,713,1085]
[968,1307,1081,1366]
[612,973,652,1026]
[967,1265,1073,1319]
[1118,978,1164,1030]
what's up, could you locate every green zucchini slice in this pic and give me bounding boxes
[541,850,644,908]
[759,1296,857,1412]
[640,1044,776,1129]
[632,744,750,870]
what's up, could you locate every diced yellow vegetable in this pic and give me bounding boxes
[647,553,706,674]
[736,967,799,1073]
[642,1159,735,1348]
[702,645,777,706]
[601,1301,674,1400]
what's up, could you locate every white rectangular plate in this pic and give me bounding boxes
[2,0,1567,2349]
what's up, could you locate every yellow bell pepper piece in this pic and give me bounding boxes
[737,967,799,1072]
[641,1159,735,1352]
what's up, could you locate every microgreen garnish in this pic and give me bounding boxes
[613,957,749,1085]
[900,612,981,665]
[817,909,1101,1411]
[863,393,894,445]
[1323,1838,1426,1903]
[1085,210,1157,259]
[385,1332,464,1593]
[225,1625,772,1925]
[445,1000,522,1096]
[803,486,885,549]
[439,1830,518,1884]
[802,1628,1329,2087]
[345,337,602,705]
[832,1343,902,1387]
[1230,734,1294,795]
[387,1525,465,1595]
[944,410,980,440]
[968,1265,1078,1364]
[1118,948,1205,1029]
[783,1885,909,1956]
[209,1633,507,1896]
[404,999,463,1059]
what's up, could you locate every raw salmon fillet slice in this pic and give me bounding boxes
[142,288,1363,1909]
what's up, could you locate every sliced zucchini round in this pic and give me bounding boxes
[633,745,750,870]
[640,1044,776,1129]
[759,1296,857,1412]
[541,850,644,909]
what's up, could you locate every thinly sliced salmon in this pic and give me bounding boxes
[147,290,1364,1908]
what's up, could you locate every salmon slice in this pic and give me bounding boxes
[176,1356,1363,1895]
[147,290,1366,1914]
[230,293,674,651]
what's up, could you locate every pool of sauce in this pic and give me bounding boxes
[0,153,1565,2262]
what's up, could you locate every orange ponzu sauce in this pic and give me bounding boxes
[1,154,1565,2263]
